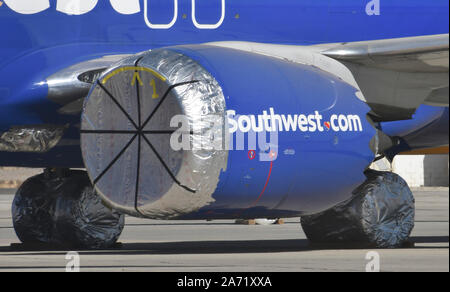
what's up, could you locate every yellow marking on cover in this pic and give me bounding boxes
[101,67,166,84]
[150,79,159,99]
[131,72,144,86]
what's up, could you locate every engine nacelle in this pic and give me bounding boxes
[81,46,376,219]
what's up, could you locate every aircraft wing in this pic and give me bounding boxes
[320,34,449,121]
[40,34,449,124]
[209,34,449,122]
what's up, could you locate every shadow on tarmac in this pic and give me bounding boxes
[0,236,448,256]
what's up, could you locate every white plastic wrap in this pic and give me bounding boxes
[0,125,65,152]
[81,49,228,218]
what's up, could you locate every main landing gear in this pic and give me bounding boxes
[10,168,415,249]
[301,170,415,248]
[12,169,125,249]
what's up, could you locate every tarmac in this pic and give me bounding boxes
[0,187,448,272]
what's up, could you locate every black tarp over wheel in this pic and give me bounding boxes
[12,169,125,248]
[301,170,415,248]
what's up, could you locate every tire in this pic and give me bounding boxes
[301,170,415,248]
[12,170,125,248]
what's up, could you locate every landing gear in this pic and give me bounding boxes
[301,170,415,248]
[12,169,125,249]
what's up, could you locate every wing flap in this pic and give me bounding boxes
[322,34,449,121]
[322,34,449,71]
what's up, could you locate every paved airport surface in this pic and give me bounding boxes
[0,188,448,272]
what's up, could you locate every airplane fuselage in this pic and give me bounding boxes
[0,0,448,219]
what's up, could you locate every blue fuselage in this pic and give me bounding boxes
[0,1,448,218]
[0,0,448,160]
[1,0,448,132]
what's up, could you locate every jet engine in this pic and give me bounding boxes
[81,46,376,219]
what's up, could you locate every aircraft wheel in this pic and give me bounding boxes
[300,170,415,248]
[12,169,125,248]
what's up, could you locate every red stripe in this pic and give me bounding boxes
[251,160,273,207]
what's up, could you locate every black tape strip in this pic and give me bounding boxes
[80,130,137,134]
[97,81,139,130]
[133,57,146,217]
[81,130,192,135]
[86,73,198,210]
[140,81,199,131]
[142,134,196,193]
[93,134,138,185]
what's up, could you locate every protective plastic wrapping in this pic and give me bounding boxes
[12,170,124,248]
[81,49,228,218]
[301,170,415,248]
[0,125,65,152]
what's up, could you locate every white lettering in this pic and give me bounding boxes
[298,115,308,132]
[238,115,252,133]
[169,109,363,160]
[56,0,98,15]
[170,115,191,151]
[262,110,272,131]
[281,114,298,132]
[331,115,340,132]
[338,115,349,132]
[366,0,381,16]
[347,114,363,132]
[315,111,324,132]
[250,115,264,132]
[110,0,140,15]
[307,114,317,132]
[227,110,238,133]
[5,0,226,30]
[270,107,282,131]
[365,251,381,272]
[227,109,363,133]
[4,0,49,14]
[65,251,80,272]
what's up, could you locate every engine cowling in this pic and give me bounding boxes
[81,46,376,219]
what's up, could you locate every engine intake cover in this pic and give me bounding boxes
[81,50,228,218]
